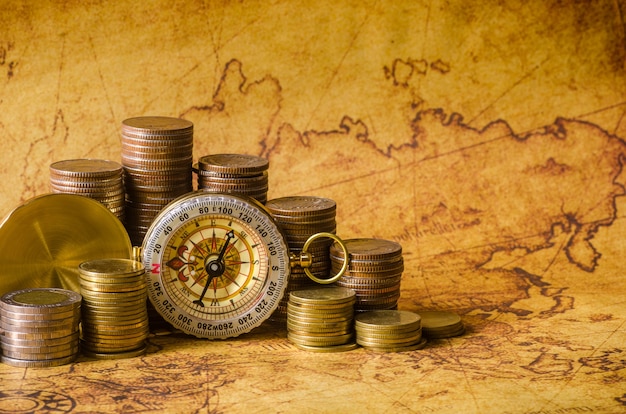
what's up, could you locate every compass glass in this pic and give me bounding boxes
[142,192,289,339]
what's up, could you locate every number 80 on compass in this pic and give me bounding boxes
[141,192,290,339]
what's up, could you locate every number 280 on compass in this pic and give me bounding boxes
[141,192,290,339]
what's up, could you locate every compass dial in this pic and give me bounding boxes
[142,192,290,339]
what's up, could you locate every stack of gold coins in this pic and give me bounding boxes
[194,153,269,204]
[418,310,465,339]
[78,258,149,359]
[331,238,403,312]
[265,196,338,321]
[355,310,426,352]
[0,288,81,367]
[121,116,193,246]
[287,287,358,352]
[49,159,125,221]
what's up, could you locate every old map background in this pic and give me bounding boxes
[1,0,626,413]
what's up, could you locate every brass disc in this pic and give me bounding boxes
[0,194,132,296]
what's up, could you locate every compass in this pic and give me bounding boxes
[141,191,348,339]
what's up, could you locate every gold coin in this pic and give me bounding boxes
[81,344,147,360]
[0,313,79,328]
[286,311,353,323]
[287,332,354,347]
[287,327,353,338]
[1,307,81,322]
[1,340,79,355]
[78,258,145,277]
[336,274,402,286]
[360,337,428,353]
[0,320,78,334]
[289,287,356,305]
[423,326,465,339]
[79,290,147,302]
[330,238,402,261]
[0,331,79,347]
[417,310,464,338]
[121,116,193,136]
[266,196,336,217]
[292,342,359,353]
[2,345,79,360]
[418,310,462,327]
[287,321,353,334]
[355,310,421,331]
[79,280,146,293]
[1,288,81,314]
[197,154,269,176]
[1,327,79,341]
[0,353,78,367]
[49,159,123,178]
[80,331,148,343]
[355,326,422,339]
[356,332,423,347]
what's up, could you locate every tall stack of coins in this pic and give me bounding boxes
[331,238,403,312]
[418,310,464,339]
[265,196,338,321]
[49,159,125,221]
[287,287,358,352]
[121,116,193,246]
[355,310,426,352]
[78,258,149,359]
[194,153,270,204]
[0,288,81,367]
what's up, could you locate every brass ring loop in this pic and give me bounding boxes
[301,232,349,284]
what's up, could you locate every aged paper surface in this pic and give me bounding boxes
[1,1,626,413]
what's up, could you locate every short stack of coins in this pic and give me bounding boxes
[121,116,193,246]
[0,288,81,367]
[331,238,403,312]
[355,310,426,352]
[49,159,125,222]
[194,153,269,204]
[265,196,338,322]
[418,310,465,339]
[78,258,149,359]
[287,287,358,352]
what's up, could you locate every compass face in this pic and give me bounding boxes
[142,192,289,339]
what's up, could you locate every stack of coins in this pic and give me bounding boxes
[78,258,149,359]
[331,238,404,312]
[0,288,81,367]
[194,153,269,204]
[265,196,338,321]
[49,159,125,221]
[121,116,193,246]
[418,310,465,339]
[355,310,426,352]
[287,287,358,352]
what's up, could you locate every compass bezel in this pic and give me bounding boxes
[141,192,290,339]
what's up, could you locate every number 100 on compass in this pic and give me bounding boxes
[141,192,290,339]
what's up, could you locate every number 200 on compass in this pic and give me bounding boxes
[141,192,290,339]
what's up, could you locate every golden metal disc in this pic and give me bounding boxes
[0,194,132,296]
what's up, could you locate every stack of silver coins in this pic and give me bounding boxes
[265,196,338,321]
[78,258,149,359]
[121,116,193,246]
[194,153,269,204]
[49,159,125,221]
[355,310,426,352]
[0,288,81,367]
[287,287,357,352]
[331,238,404,312]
